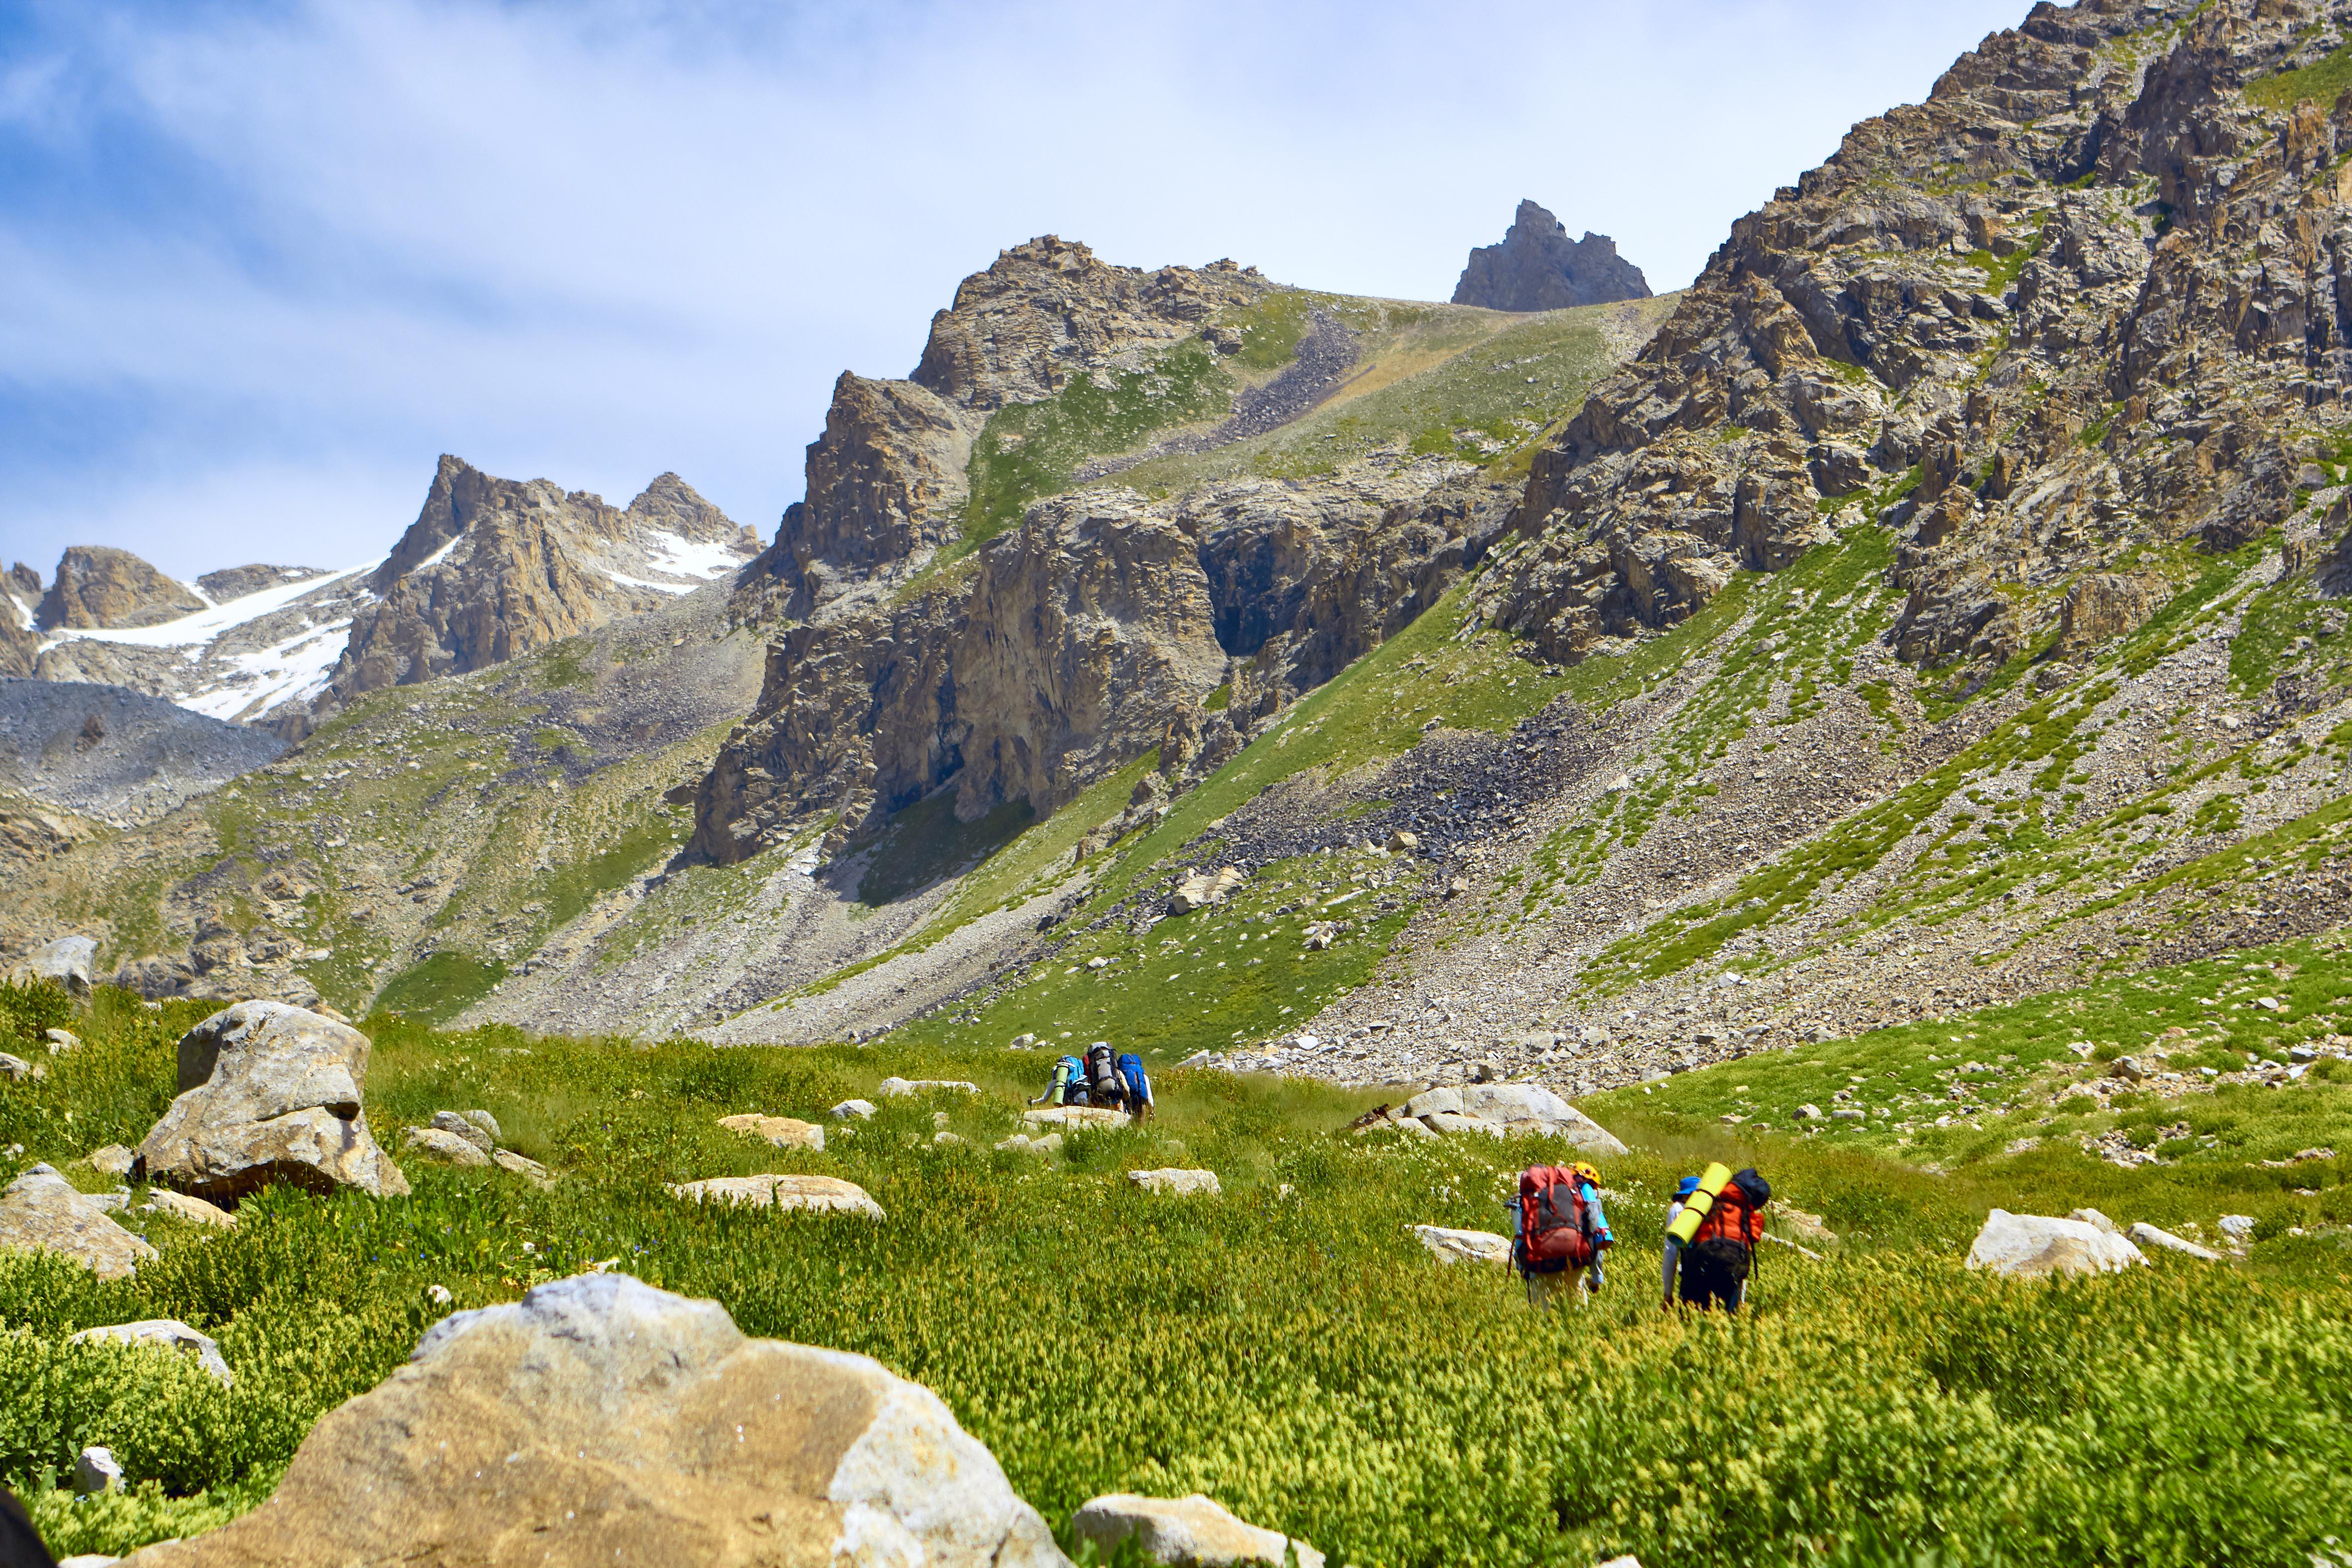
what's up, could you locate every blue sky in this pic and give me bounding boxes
[2,0,2033,580]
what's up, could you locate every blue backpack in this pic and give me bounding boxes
[1117,1053,1151,1108]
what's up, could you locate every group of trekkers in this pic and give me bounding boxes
[1508,1160,1772,1313]
[1033,1042,1155,1120]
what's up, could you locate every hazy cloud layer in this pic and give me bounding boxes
[3,0,2029,580]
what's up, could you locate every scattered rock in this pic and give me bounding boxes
[1385,829,1418,852]
[404,1126,493,1167]
[0,1164,156,1279]
[878,1077,979,1097]
[141,1188,235,1229]
[1071,1492,1322,1568]
[2068,1208,2120,1235]
[1008,1033,1037,1050]
[490,1148,553,1186]
[2127,1222,2223,1261]
[666,1173,885,1219]
[830,1099,878,1120]
[1127,1168,1220,1197]
[1410,1225,1512,1265]
[1794,1104,1823,1120]
[428,1110,495,1154]
[121,1273,1064,1568]
[71,1319,235,1385]
[136,1001,409,1205]
[86,1143,136,1178]
[1964,1210,2145,1280]
[715,1112,825,1151]
[0,1054,35,1083]
[44,1028,80,1053]
[73,1445,123,1496]
[2218,1214,2257,1246]
[426,1110,494,1161]
[1302,920,1338,950]
[2109,1056,2148,1084]
[995,1132,1065,1155]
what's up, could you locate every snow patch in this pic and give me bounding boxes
[178,618,353,721]
[642,529,744,581]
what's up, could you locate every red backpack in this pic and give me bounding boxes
[1512,1165,1596,1276]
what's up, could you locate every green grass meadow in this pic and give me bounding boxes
[3,979,2351,1566]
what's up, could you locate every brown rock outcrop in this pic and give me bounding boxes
[912,236,1263,412]
[1452,200,1652,312]
[35,546,205,631]
[1476,0,2352,683]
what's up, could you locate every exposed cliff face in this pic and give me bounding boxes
[739,374,973,622]
[1477,0,2352,684]
[332,456,756,701]
[691,457,1503,864]
[1452,201,1653,312]
[35,546,205,631]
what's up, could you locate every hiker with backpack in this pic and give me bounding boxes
[1663,1164,1770,1313]
[1086,1042,1126,1110]
[1509,1162,1615,1310]
[1117,1051,1154,1121]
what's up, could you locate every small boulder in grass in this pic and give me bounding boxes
[2128,1221,2223,1261]
[71,1319,235,1386]
[405,1126,492,1167]
[715,1113,824,1151]
[666,1173,884,1219]
[1127,1169,1219,1197]
[1071,1493,1323,1568]
[142,1189,236,1229]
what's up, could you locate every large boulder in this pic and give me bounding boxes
[1070,1493,1322,1568]
[0,1164,156,1280]
[135,1001,410,1205]
[1401,1084,1628,1155]
[11,933,97,994]
[119,1273,1068,1568]
[1965,1210,2146,1280]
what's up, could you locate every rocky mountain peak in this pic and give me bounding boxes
[1451,200,1652,312]
[911,234,1267,412]
[331,454,756,707]
[34,546,207,632]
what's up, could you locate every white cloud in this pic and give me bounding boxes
[0,0,2035,579]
